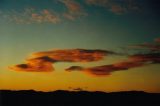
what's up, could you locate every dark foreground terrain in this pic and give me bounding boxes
[0,90,160,106]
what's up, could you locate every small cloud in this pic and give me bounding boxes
[66,66,84,71]
[59,0,87,20]
[73,87,84,91]
[110,4,127,15]
[155,38,160,43]
[130,53,160,64]
[30,9,60,23]
[86,0,110,6]
[130,38,160,51]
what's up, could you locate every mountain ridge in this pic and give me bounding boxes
[0,90,160,105]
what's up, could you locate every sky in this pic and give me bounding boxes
[0,0,160,93]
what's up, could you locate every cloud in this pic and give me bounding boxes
[86,0,110,6]
[59,0,87,20]
[2,0,86,23]
[73,87,84,91]
[65,53,160,77]
[66,61,145,77]
[130,53,160,64]
[4,8,60,24]
[85,0,140,15]
[131,43,160,51]
[155,38,160,43]
[30,9,60,23]
[66,38,160,76]
[9,63,54,72]
[130,38,160,51]
[66,66,84,71]
[30,49,115,62]
[9,56,55,72]
[9,49,115,72]
[9,38,160,76]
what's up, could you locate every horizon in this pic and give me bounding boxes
[0,0,160,93]
[0,88,159,94]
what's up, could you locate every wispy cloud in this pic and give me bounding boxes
[1,8,60,24]
[9,49,115,72]
[155,38,160,43]
[130,38,160,51]
[0,0,141,24]
[59,0,87,20]
[30,9,60,23]
[130,53,160,64]
[85,0,140,15]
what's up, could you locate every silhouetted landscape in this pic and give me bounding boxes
[0,90,160,105]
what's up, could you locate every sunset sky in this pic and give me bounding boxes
[0,0,160,93]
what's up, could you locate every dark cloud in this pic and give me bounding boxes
[27,56,57,63]
[66,66,84,71]
[68,87,86,91]
[16,64,29,69]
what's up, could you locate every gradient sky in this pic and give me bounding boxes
[0,0,160,93]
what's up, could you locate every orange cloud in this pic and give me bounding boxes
[66,61,145,77]
[9,56,55,72]
[85,61,144,76]
[9,49,115,72]
[30,49,114,62]
[59,0,87,20]
[9,38,160,75]
[66,52,160,77]
[9,63,53,72]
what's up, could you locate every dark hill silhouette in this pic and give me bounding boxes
[0,90,160,105]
